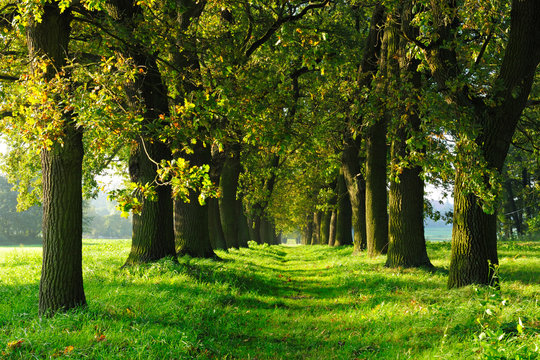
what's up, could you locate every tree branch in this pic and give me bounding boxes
[0,74,18,81]
[0,111,13,118]
[526,99,540,107]
[474,28,493,65]
[244,0,329,59]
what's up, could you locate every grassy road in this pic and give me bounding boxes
[0,240,538,359]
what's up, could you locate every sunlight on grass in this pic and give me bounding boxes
[0,240,538,359]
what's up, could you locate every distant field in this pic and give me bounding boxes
[425,227,452,242]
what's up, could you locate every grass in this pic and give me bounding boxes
[0,240,538,359]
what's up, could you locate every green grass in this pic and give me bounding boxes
[0,240,538,359]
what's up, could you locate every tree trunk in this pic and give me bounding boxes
[335,171,353,246]
[302,218,313,245]
[385,13,432,269]
[364,5,390,257]
[447,0,539,287]
[106,0,177,266]
[341,138,367,252]
[125,139,176,265]
[320,211,331,245]
[209,145,226,250]
[175,145,216,258]
[251,215,262,244]
[365,109,389,255]
[386,165,432,268]
[328,210,337,246]
[311,212,322,245]
[236,197,251,247]
[27,4,87,315]
[219,154,241,248]
[40,126,86,315]
[260,217,275,245]
[208,198,226,250]
[448,175,499,287]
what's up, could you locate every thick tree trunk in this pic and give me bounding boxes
[209,145,226,250]
[341,138,367,252]
[320,211,331,245]
[260,217,275,245]
[125,140,176,265]
[208,198,226,250]
[175,196,215,258]
[448,175,499,287]
[251,215,262,244]
[386,166,432,268]
[302,218,313,245]
[219,154,241,248]
[106,0,177,266]
[447,0,539,287]
[236,197,251,247]
[385,15,431,269]
[365,114,388,255]
[40,126,86,315]
[328,210,337,246]
[311,212,322,245]
[175,145,216,258]
[27,4,87,315]
[335,171,353,246]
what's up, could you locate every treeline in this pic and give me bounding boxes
[0,175,131,244]
[0,175,41,244]
[0,1,538,315]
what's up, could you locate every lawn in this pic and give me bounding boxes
[0,240,538,359]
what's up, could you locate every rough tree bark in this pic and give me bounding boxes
[311,212,322,245]
[27,4,87,315]
[208,145,226,250]
[363,4,389,257]
[413,0,540,287]
[320,211,331,245]
[126,139,176,265]
[328,210,337,246]
[335,171,353,246]
[341,138,366,252]
[385,9,432,269]
[175,144,216,258]
[219,152,242,248]
[208,198,226,250]
[302,216,313,245]
[105,0,176,266]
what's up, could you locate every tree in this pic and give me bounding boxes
[385,7,432,269]
[104,0,176,266]
[412,0,540,287]
[26,3,86,314]
[361,3,389,257]
[334,170,352,246]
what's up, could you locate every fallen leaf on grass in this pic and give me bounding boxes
[94,334,107,342]
[7,339,24,349]
[64,346,74,354]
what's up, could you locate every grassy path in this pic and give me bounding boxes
[0,240,538,359]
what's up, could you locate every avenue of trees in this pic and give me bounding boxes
[0,0,538,314]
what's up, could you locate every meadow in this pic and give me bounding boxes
[0,240,538,359]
